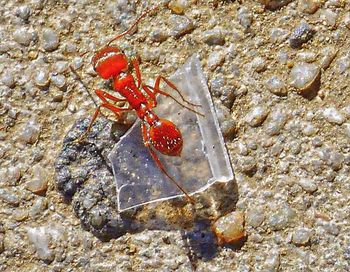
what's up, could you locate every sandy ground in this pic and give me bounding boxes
[0,0,350,271]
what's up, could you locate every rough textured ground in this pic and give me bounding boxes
[1,0,350,271]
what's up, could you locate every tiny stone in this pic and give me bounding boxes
[245,106,269,127]
[265,107,287,136]
[289,62,320,95]
[320,9,338,27]
[292,228,312,246]
[238,156,257,176]
[19,118,40,144]
[42,28,60,52]
[0,189,20,206]
[319,46,337,70]
[1,72,16,88]
[237,7,253,29]
[265,75,287,96]
[268,205,296,230]
[34,69,50,88]
[26,165,48,195]
[150,29,169,42]
[298,0,320,14]
[13,209,29,222]
[51,74,66,89]
[212,211,245,245]
[207,51,225,71]
[289,21,315,49]
[302,122,318,136]
[297,51,317,63]
[169,15,194,38]
[344,123,350,138]
[250,57,266,73]
[168,0,188,15]
[13,27,37,46]
[220,119,237,139]
[203,28,225,46]
[246,207,265,228]
[16,5,31,20]
[336,54,350,73]
[298,178,317,193]
[323,107,344,125]
[269,28,289,43]
[263,250,280,271]
[27,227,55,262]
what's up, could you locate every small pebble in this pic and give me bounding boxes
[42,28,60,52]
[212,211,245,245]
[150,29,169,42]
[0,188,20,206]
[1,72,16,88]
[250,57,266,73]
[13,27,37,46]
[168,0,188,15]
[265,75,287,96]
[323,107,344,125]
[33,69,50,88]
[169,15,194,38]
[237,7,253,29]
[15,5,31,20]
[319,46,337,70]
[26,165,49,195]
[298,0,320,14]
[319,9,338,27]
[51,74,66,89]
[298,178,317,193]
[207,51,225,71]
[289,21,315,49]
[246,207,265,228]
[336,54,350,73]
[263,250,280,271]
[19,118,41,144]
[27,227,55,262]
[292,228,312,246]
[302,122,318,136]
[265,107,288,136]
[268,204,296,230]
[270,28,289,43]
[202,28,225,46]
[289,62,321,96]
[245,106,269,127]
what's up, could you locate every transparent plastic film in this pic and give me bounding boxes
[109,55,234,211]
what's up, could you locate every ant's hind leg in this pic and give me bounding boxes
[141,123,195,204]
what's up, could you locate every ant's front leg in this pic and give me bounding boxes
[75,90,129,143]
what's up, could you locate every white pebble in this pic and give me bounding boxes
[19,119,41,144]
[265,76,287,96]
[42,28,60,52]
[13,27,37,46]
[323,107,344,125]
[298,178,317,193]
[245,106,269,127]
[290,62,320,91]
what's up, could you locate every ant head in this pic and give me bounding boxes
[92,46,128,79]
[149,119,183,157]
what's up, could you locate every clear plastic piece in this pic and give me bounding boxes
[109,54,234,211]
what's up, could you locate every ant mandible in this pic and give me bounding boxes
[79,4,204,204]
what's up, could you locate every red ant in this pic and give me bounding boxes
[78,5,203,204]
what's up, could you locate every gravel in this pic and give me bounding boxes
[1,0,350,271]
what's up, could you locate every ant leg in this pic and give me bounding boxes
[95,89,127,104]
[77,93,130,143]
[154,76,202,108]
[141,123,195,204]
[107,3,163,46]
[131,58,142,88]
[144,84,204,117]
